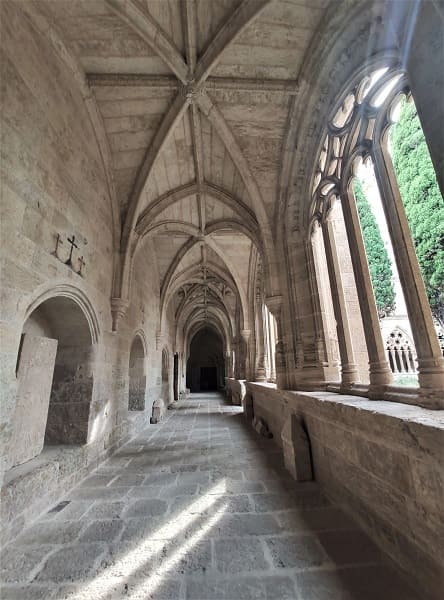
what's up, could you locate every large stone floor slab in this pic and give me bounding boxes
[0,393,421,599]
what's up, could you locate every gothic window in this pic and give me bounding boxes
[386,329,416,374]
[310,60,443,402]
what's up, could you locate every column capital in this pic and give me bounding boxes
[111,297,129,332]
[265,295,283,317]
[240,329,251,343]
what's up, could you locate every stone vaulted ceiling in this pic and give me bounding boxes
[29,0,330,339]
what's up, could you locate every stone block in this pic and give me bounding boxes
[0,585,55,599]
[244,393,254,422]
[215,538,270,573]
[150,398,165,423]
[281,413,313,482]
[78,519,124,543]
[35,543,106,583]
[0,546,55,583]
[265,534,328,569]
[122,498,168,518]
[11,333,58,467]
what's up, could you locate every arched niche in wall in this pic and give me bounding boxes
[12,295,95,468]
[128,334,146,411]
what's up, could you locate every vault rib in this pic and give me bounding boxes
[88,74,299,95]
[193,0,273,85]
[182,0,197,73]
[121,94,191,247]
[105,0,188,83]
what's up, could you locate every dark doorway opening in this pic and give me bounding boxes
[200,367,217,391]
[186,328,224,393]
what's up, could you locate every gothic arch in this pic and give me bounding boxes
[22,283,100,346]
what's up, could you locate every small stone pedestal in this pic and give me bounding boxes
[150,399,165,424]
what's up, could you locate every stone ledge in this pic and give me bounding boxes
[0,412,150,546]
[245,382,444,600]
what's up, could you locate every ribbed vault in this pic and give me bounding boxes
[31,0,332,338]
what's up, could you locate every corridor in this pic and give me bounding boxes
[1,394,419,600]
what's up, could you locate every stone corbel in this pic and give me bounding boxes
[111,297,129,332]
[156,330,165,350]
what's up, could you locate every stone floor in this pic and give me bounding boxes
[1,393,420,600]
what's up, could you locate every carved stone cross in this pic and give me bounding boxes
[65,235,78,267]
[77,255,86,276]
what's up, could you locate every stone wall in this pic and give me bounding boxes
[0,4,175,544]
[246,382,443,600]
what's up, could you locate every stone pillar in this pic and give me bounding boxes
[224,351,230,378]
[265,295,287,388]
[372,145,444,407]
[268,310,277,382]
[322,216,359,388]
[241,329,251,381]
[340,188,393,395]
[305,236,329,368]
[254,294,267,382]
[262,304,270,377]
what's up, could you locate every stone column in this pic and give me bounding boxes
[234,337,243,379]
[262,304,271,379]
[268,310,277,382]
[225,351,232,381]
[304,238,328,367]
[322,216,359,388]
[373,145,444,407]
[340,188,393,395]
[265,295,287,389]
[241,329,251,381]
[254,293,267,382]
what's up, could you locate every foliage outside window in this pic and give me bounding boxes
[354,179,395,318]
[390,99,444,329]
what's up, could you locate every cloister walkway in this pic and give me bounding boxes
[1,393,419,599]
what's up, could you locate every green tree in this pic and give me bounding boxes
[390,99,444,328]
[354,179,396,317]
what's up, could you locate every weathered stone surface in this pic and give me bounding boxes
[78,519,124,543]
[0,394,423,600]
[11,334,58,467]
[248,382,443,599]
[1,1,442,597]
[281,413,313,481]
[266,534,327,569]
[0,547,54,583]
[35,544,106,583]
[215,538,270,573]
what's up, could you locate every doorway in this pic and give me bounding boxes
[186,328,224,393]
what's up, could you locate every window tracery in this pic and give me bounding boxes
[386,329,416,374]
[309,59,444,404]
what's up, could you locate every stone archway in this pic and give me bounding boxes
[128,335,146,411]
[12,296,95,467]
